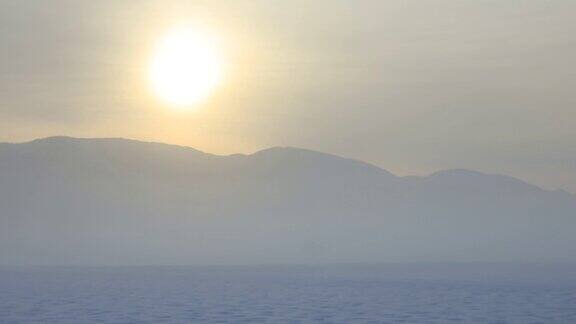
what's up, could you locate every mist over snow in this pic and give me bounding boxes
[0,137,575,266]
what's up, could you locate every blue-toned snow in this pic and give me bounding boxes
[1,264,575,323]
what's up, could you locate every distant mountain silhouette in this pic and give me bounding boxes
[0,137,574,265]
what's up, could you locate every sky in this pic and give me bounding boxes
[0,0,575,192]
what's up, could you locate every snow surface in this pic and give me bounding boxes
[1,264,575,323]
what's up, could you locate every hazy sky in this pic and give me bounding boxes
[1,0,575,192]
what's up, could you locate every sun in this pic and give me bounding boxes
[150,26,223,107]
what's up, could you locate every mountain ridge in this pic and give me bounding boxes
[0,136,574,265]
[1,136,565,195]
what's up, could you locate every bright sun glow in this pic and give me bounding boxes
[150,26,222,107]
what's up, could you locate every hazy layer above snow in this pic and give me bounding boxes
[0,137,574,266]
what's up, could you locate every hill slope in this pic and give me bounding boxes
[0,137,574,265]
